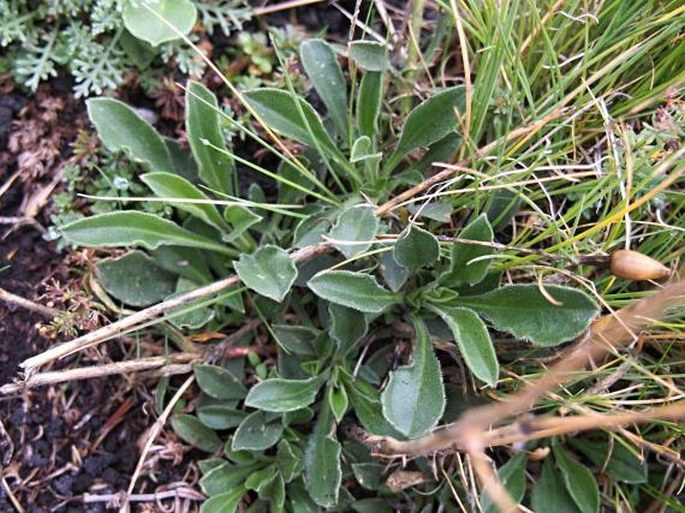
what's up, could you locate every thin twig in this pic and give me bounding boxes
[122,376,195,512]
[0,355,197,396]
[0,287,58,318]
[1,476,25,513]
[252,0,324,16]
[82,487,204,504]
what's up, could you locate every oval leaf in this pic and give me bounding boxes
[171,414,222,453]
[357,71,383,138]
[200,488,245,513]
[243,88,338,155]
[329,303,368,355]
[349,41,389,71]
[429,305,498,386]
[87,97,172,172]
[458,284,599,346]
[234,245,297,302]
[532,459,583,513]
[308,270,400,313]
[186,80,235,194]
[304,404,342,507]
[194,364,247,400]
[393,225,439,273]
[381,318,445,437]
[232,411,284,451]
[95,250,177,307]
[442,213,494,286]
[141,172,228,232]
[122,0,197,46]
[244,376,322,412]
[386,86,466,172]
[300,39,348,136]
[61,211,233,255]
[554,446,600,513]
[328,205,379,258]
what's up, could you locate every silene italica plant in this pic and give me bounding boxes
[22,1,684,512]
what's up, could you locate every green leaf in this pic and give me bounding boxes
[141,172,228,232]
[186,81,235,194]
[95,250,177,307]
[149,246,211,283]
[277,439,304,483]
[481,453,528,513]
[167,277,215,329]
[288,479,320,513]
[457,284,599,346]
[327,385,348,422]
[232,411,284,451]
[245,465,277,492]
[554,446,600,513]
[357,71,383,138]
[300,39,348,136]
[379,250,409,292]
[428,306,498,386]
[194,364,247,400]
[200,488,245,513]
[243,88,338,155]
[308,270,400,313]
[442,214,494,286]
[385,86,466,172]
[393,225,439,273]
[571,439,647,484]
[351,463,385,490]
[244,376,323,412]
[532,459,583,513]
[273,325,319,356]
[329,304,367,354]
[122,0,197,46]
[346,379,401,437]
[328,205,379,258]
[349,41,388,71]
[234,245,297,302]
[165,138,199,182]
[350,136,376,163]
[222,206,262,243]
[200,462,260,496]
[86,97,172,172]
[171,414,222,453]
[381,318,445,437]
[304,404,342,507]
[61,212,234,255]
[197,402,247,430]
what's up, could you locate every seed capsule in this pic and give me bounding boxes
[610,249,670,281]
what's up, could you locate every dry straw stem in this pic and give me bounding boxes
[123,375,195,512]
[364,278,685,458]
[0,354,197,395]
[0,287,58,318]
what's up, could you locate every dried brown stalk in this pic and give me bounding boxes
[0,287,58,318]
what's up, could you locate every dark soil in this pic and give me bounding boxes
[0,86,198,512]
[0,3,384,511]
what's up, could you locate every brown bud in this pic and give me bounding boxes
[610,249,670,281]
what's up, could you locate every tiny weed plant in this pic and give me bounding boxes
[15,1,684,512]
